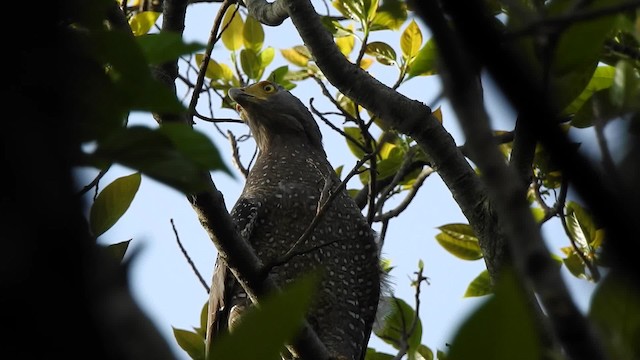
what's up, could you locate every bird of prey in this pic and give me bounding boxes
[206,80,381,360]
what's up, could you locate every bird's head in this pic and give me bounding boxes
[229,81,323,152]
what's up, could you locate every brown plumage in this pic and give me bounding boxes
[206,80,381,360]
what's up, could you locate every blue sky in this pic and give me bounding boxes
[80,2,600,358]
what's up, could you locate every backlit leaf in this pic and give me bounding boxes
[129,11,160,36]
[344,126,366,159]
[435,223,483,260]
[221,5,244,51]
[281,47,310,67]
[407,39,438,78]
[137,33,204,65]
[401,20,422,59]
[240,48,260,80]
[563,65,615,115]
[464,270,492,297]
[336,33,355,57]
[374,297,422,353]
[371,0,407,30]
[90,172,141,237]
[365,41,397,66]
[243,15,264,52]
[174,328,205,360]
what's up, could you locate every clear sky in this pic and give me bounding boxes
[80,2,599,358]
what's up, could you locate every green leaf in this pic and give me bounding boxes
[464,270,492,297]
[589,273,640,360]
[89,172,141,237]
[400,20,422,59]
[365,348,395,360]
[333,0,365,22]
[374,297,422,353]
[407,39,438,78]
[415,344,434,360]
[221,4,244,51]
[365,41,397,66]
[565,201,599,256]
[611,59,640,109]
[160,123,232,175]
[371,0,407,31]
[435,224,483,260]
[128,11,160,36]
[448,269,541,360]
[266,65,296,90]
[208,272,320,360]
[280,46,311,67]
[105,239,131,262]
[174,327,205,360]
[91,125,229,193]
[364,0,379,23]
[343,126,367,159]
[137,33,204,65]
[197,300,209,338]
[195,55,234,82]
[336,33,355,57]
[94,30,185,114]
[259,47,276,74]
[243,15,264,52]
[562,250,587,279]
[563,65,615,115]
[240,48,260,80]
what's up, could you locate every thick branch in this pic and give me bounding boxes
[438,0,640,285]
[245,0,289,26]
[410,1,610,359]
[277,0,507,280]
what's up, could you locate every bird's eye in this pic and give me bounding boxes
[263,84,275,93]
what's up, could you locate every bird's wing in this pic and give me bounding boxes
[205,196,261,356]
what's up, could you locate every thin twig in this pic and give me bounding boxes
[375,167,434,222]
[186,0,236,124]
[228,130,249,178]
[170,218,210,292]
[77,164,112,198]
[309,99,368,153]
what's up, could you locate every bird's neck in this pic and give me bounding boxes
[259,134,326,158]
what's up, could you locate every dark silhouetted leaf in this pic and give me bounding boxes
[208,272,320,360]
[137,33,204,65]
[105,240,131,262]
[448,269,541,360]
[89,172,141,237]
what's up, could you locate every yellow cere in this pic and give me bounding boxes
[245,81,278,100]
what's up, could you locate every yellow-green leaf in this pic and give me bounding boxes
[563,65,615,115]
[365,41,397,66]
[240,49,260,80]
[280,47,310,67]
[336,34,355,57]
[259,47,275,68]
[129,11,161,36]
[360,57,374,70]
[173,328,205,360]
[407,39,438,78]
[364,0,379,22]
[243,15,264,52]
[89,172,142,237]
[435,223,483,260]
[400,20,422,59]
[343,126,366,159]
[194,54,234,82]
[464,270,492,297]
[221,5,244,51]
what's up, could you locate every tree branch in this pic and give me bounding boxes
[410,1,609,359]
[245,0,289,26]
[273,0,507,280]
